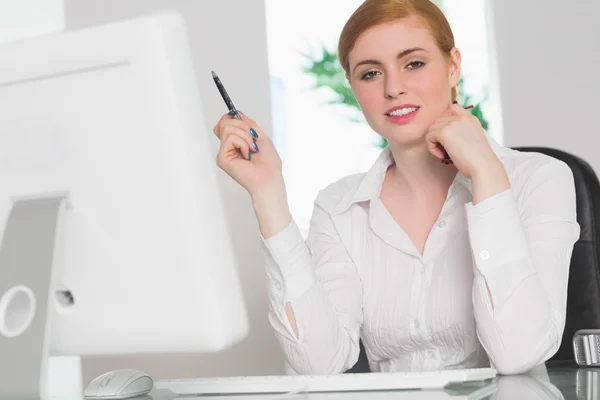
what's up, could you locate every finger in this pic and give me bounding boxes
[426,120,447,142]
[213,112,235,137]
[430,147,447,160]
[449,103,471,116]
[236,112,267,142]
[430,115,462,138]
[425,127,447,160]
[434,116,457,124]
[221,124,259,153]
[430,144,447,160]
[217,118,255,141]
[441,102,472,118]
[429,116,456,130]
[218,134,252,166]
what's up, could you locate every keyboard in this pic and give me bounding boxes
[155,367,497,395]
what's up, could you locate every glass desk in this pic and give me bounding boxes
[11,361,593,400]
[147,361,598,400]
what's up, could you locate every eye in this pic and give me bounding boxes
[360,70,380,80]
[406,60,425,70]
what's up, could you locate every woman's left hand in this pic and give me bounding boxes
[426,103,499,179]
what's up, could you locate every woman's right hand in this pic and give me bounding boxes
[213,111,283,198]
[213,111,292,238]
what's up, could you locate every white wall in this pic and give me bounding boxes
[63,0,286,382]
[486,0,600,171]
[0,0,64,43]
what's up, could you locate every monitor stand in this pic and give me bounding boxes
[0,195,83,400]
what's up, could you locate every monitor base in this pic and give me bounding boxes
[0,195,83,399]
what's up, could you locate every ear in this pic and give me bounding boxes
[448,47,462,88]
[346,72,353,88]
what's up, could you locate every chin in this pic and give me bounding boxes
[382,125,427,146]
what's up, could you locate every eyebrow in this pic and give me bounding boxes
[351,47,427,75]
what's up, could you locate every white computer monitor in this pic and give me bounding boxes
[0,11,249,399]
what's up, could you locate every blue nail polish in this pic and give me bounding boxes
[250,128,258,138]
[252,142,259,151]
[247,150,251,160]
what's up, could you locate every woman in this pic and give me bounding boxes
[212,0,580,375]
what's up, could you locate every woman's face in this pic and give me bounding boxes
[347,16,461,146]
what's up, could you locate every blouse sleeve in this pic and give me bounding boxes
[466,160,580,374]
[260,202,363,374]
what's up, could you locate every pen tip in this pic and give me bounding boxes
[211,70,217,78]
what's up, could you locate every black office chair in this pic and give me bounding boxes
[516,147,600,361]
[346,147,600,373]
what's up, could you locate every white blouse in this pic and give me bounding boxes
[260,134,580,375]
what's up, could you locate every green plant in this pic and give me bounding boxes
[301,45,487,148]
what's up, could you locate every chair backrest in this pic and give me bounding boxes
[346,147,600,372]
[515,147,600,361]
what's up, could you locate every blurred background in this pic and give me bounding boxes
[0,0,597,383]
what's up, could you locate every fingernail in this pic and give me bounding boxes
[464,105,474,110]
[247,150,251,160]
[252,142,259,151]
[250,128,258,138]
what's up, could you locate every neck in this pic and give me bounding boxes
[386,141,458,200]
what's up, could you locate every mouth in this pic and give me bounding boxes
[384,105,420,124]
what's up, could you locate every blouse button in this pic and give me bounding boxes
[438,220,447,228]
[480,250,490,260]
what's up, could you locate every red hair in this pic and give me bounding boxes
[338,0,458,100]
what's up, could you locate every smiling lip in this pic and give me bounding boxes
[384,105,420,125]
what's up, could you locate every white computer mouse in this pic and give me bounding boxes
[84,369,154,399]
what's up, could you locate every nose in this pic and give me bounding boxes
[384,71,407,99]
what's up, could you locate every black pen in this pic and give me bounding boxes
[211,70,259,153]
[211,70,242,120]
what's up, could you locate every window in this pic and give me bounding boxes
[439,0,499,142]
